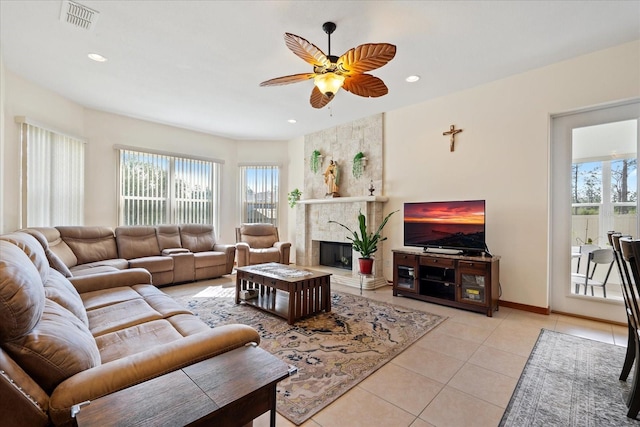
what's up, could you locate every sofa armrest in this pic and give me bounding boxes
[48,324,259,426]
[213,243,236,273]
[69,268,152,294]
[274,241,292,265]
[235,242,250,267]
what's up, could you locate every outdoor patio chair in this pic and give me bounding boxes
[570,247,614,297]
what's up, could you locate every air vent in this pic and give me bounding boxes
[59,0,99,30]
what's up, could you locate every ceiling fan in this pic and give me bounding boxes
[259,22,396,109]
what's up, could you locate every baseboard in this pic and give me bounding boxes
[500,300,626,326]
[550,310,627,327]
[499,299,551,315]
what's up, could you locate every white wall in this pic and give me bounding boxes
[284,41,640,311]
[286,135,304,264]
[381,41,640,309]
[82,109,244,242]
[3,41,639,312]
[1,70,289,244]
[2,71,85,233]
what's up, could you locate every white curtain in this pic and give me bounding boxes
[21,122,85,227]
[239,164,280,225]
[117,148,220,226]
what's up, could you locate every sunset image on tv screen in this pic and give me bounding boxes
[404,200,485,249]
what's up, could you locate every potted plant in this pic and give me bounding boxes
[328,209,398,275]
[287,188,302,208]
[352,152,366,179]
[310,150,323,174]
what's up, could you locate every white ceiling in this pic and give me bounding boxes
[1,1,639,141]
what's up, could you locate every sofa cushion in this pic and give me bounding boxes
[131,285,193,317]
[128,256,173,273]
[0,241,45,341]
[71,258,129,272]
[21,229,74,277]
[56,226,119,265]
[0,233,50,279]
[86,299,164,337]
[193,251,226,268]
[26,227,78,269]
[70,265,123,277]
[2,299,101,394]
[238,223,278,248]
[156,224,183,250]
[245,247,281,264]
[95,319,184,363]
[179,224,216,252]
[43,269,89,326]
[115,226,161,259]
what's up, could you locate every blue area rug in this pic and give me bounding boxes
[500,329,640,426]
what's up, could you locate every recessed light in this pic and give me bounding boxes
[405,75,420,83]
[88,53,107,62]
[288,119,297,124]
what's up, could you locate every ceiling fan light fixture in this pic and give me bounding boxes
[314,72,345,97]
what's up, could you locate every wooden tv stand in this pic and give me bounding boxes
[392,249,500,317]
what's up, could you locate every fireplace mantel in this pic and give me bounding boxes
[295,195,389,290]
[298,196,389,205]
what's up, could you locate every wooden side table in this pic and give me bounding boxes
[75,344,291,427]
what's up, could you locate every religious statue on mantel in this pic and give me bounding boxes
[323,160,340,197]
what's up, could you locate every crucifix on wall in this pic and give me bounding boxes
[443,124,463,152]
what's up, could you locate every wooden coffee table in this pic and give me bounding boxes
[75,344,290,427]
[235,263,331,324]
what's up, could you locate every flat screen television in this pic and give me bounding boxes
[404,200,487,254]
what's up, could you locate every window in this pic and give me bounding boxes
[571,120,638,245]
[117,147,221,227]
[239,165,279,225]
[18,118,85,227]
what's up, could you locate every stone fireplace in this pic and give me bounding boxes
[295,196,389,290]
[320,241,353,270]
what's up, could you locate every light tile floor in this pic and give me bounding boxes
[164,277,628,427]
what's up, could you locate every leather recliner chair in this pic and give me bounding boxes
[235,223,291,267]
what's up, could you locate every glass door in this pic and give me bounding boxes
[550,101,640,322]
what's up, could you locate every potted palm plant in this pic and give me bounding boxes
[329,209,398,274]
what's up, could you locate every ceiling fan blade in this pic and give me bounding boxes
[259,73,316,87]
[342,74,389,98]
[338,43,397,74]
[284,33,330,68]
[310,86,334,109]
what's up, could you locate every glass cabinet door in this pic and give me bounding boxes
[458,261,488,304]
[396,265,417,292]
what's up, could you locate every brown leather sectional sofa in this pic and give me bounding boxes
[0,230,260,427]
[25,224,236,286]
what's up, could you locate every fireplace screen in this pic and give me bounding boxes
[319,241,353,270]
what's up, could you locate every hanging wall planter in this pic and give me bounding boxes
[352,152,367,179]
[310,150,323,174]
[287,188,302,208]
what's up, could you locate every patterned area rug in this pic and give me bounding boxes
[176,286,445,425]
[501,329,639,426]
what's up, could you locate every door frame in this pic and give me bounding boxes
[549,99,640,322]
